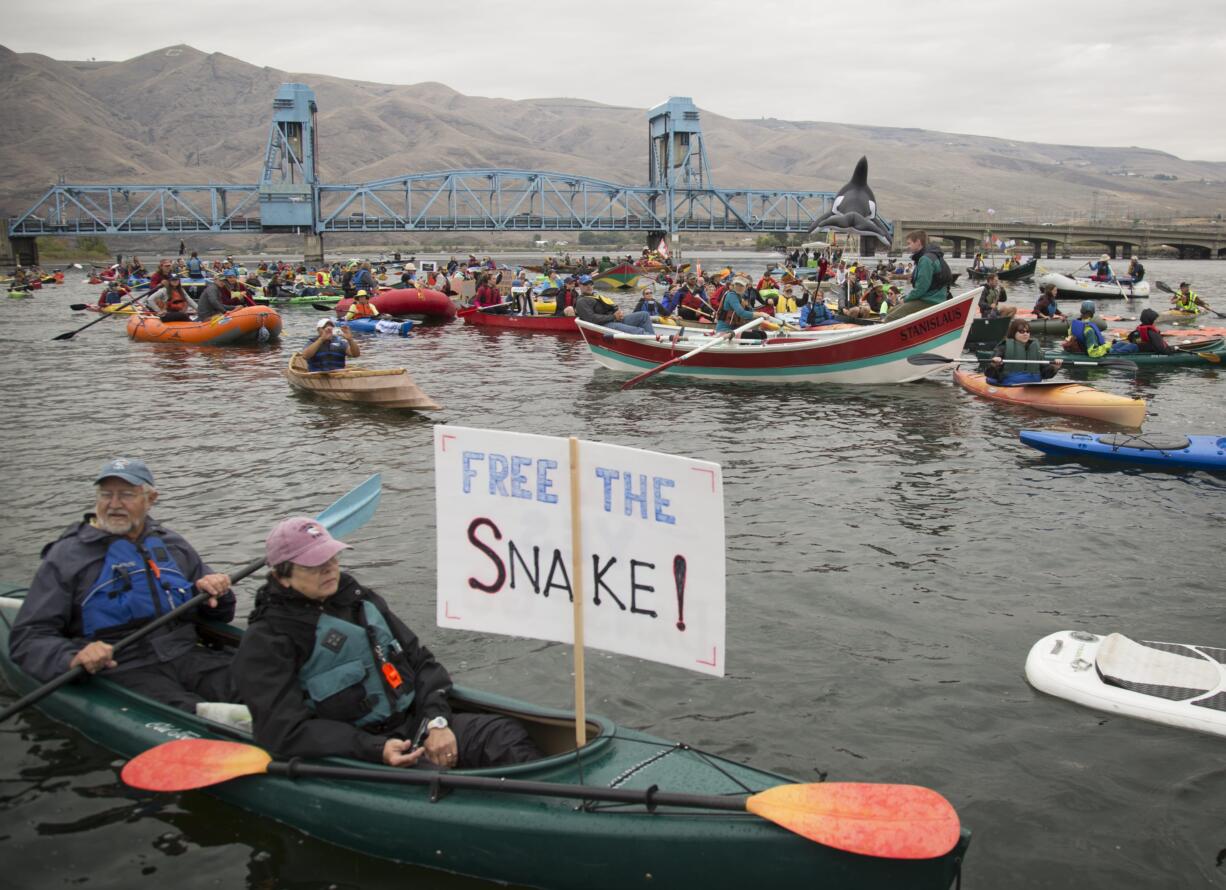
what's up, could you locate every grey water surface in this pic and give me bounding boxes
[1,255,1223,889]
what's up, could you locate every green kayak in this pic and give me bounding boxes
[967,316,1100,346]
[974,338,1226,367]
[255,291,344,306]
[0,586,969,890]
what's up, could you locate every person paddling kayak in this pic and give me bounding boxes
[8,458,238,712]
[1171,282,1213,315]
[986,319,1063,385]
[1064,301,1110,356]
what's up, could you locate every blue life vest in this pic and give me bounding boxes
[80,534,195,640]
[799,301,834,327]
[186,257,203,275]
[305,337,349,371]
[1070,318,1105,350]
[299,601,415,728]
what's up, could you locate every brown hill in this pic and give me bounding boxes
[3,43,1224,225]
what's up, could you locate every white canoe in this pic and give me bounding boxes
[1035,272,1150,299]
[1025,630,1226,737]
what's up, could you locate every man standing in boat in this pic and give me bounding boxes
[9,459,238,712]
[977,272,1016,320]
[882,231,953,323]
[304,319,360,371]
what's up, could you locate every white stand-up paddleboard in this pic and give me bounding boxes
[1025,630,1226,738]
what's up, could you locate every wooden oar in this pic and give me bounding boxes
[1155,280,1225,319]
[53,291,150,340]
[620,317,766,391]
[122,738,961,860]
[457,300,514,317]
[907,353,1138,371]
[0,474,381,725]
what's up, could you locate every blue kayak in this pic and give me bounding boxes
[337,317,414,336]
[1020,430,1226,472]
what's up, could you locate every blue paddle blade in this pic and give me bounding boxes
[315,474,381,538]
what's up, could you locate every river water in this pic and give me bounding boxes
[1,254,1223,889]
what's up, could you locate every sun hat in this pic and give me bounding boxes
[265,516,352,567]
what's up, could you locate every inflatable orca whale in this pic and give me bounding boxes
[809,156,891,246]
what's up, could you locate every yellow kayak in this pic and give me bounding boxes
[953,369,1146,427]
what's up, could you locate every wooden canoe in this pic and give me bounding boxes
[285,353,441,411]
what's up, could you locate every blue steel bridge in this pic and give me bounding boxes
[5,85,886,265]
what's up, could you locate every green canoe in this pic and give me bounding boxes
[0,587,969,890]
[974,338,1226,367]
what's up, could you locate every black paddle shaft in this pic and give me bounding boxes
[0,556,264,724]
[271,760,749,813]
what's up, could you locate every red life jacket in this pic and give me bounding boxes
[166,290,189,312]
[1135,324,1162,349]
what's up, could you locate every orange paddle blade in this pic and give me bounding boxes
[121,738,272,792]
[746,782,961,859]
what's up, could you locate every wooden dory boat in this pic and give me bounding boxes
[285,353,440,411]
[952,368,1146,427]
[577,290,979,385]
[0,588,971,890]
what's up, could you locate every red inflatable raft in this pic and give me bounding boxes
[336,288,456,320]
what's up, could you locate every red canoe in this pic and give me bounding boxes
[461,311,579,334]
[336,288,457,320]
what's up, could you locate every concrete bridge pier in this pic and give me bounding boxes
[2,236,39,270]
[304,233,324,265]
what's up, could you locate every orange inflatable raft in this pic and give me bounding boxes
[127,305,282,345]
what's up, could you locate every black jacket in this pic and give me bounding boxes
[233,573,453,763]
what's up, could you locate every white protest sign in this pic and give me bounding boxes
[434,425,726,677]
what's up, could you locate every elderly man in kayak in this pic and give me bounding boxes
[233,517,541,768]
[304,318,360,371]
[570,277,656,335]
[9,459,238,712]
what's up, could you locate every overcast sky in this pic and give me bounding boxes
[7,0,1226,161]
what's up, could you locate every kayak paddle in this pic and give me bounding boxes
[908,353,1138,371]
[620,316,766,390]
[0,474,381,725]
[122,738,962,860]
[53,291,149,340]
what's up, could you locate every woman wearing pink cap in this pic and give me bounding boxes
[232,517,540,769]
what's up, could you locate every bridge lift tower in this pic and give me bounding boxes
[647,97,711,254]
[258,83,322,260]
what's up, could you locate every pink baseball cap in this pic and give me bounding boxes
[265,516,352,566]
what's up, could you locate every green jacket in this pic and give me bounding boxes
[904,252,947,304]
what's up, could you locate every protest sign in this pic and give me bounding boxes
[434,425,725,677]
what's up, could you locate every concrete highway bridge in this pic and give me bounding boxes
[892,220,1225,260]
